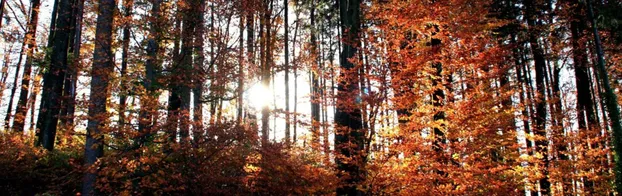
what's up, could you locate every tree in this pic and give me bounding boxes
[283,0,290,145]
[309,0,320,148]
[137,0,162,147]
[59,0,85,130]
[237,0,245,125]
[193,0,206,140]
[35,0,74,150]
[260,0,274,145]
[0,0,6,29]
[586,0,622,193]
[118,0,134,131]
[335,0,363,194]
[13,0,43,132]
[524,0,551,193]
[82,0,115,193]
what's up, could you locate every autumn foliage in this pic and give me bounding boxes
[0,0,621,195]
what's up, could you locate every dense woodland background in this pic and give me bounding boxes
[0,0,621,195]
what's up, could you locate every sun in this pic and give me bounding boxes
[247,82,272,109]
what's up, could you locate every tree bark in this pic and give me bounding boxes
[82,0,114,193]
[236,5,245,125]
[0,0,6,29]
[283,0,290,145]
[586,0,622,193]
[35,0,74,150]
[45,0,59,49]
[260,0,273,145]
[244,0,255,125]
[336,0,363,194]
[570,2,597,131]
[524,0,550,193]
[177,0,197,143]
[4,41,25,130]
[193,0,206,142]
[13,0,43,132]
[118,0,134,132]
[292,11,299,144]
[310,0,320,147]
[0,44,12,112]
[137,0,161,145]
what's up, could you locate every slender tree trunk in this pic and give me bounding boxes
[245,1,255,125]
[4,47,28,130]
[310,0,320,146]
[0,44,12,113]
[36,0,74,150]
[176,0,196,143]
[335,0,363,194]
[0,0,6,29]
[283,0,290,146]
[138,0,161,145]
[320,22,329,158]
[118,0,134,132]
[5,42,25,130]
[166,4,183,142]
[571,9,597,130]
[59,0,78,128]
[208,3,216,124]
[82,0,114,193]
[586,0,622,193]
[63,0,84,130]
[193,0,206,143]
[430,39,445,155]
[13,0,42,132]
[260,0,272,145]
[237,6,245,125]
[292,12,299,145]
[569,3,599,191]
[524,0,551,194]
[28,68,41,133]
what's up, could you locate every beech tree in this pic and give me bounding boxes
[35,0,74,150]
[335,0,363,194]
[82,0,115,193]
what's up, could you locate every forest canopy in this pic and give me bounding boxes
[0,0,621,195]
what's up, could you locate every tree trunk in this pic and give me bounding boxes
[586,0,622,193]
[571,10,597,131]
[28,68,42,133]
[524,0,550,193]
[137,0,161,145]
[0,0,6,29]
[82,0,114,193]
[64,0,84,130]
[35,0,74,150]
[46,0,59,49]
[309,0,320,147]
[283,0,290,145]
[208,3,216,124]
[166,4,183,142]
[569,3,599,191]
[13,0,42,132]
[193,0,206,143]
[4,42,25,131]
[177,0,197,143]
[260,0,272,145]
[118,0,134,132]
[336,0,363,194]
[0,44,12,116]
[292,11,299,145]
[59,0,79,129]
[244,0,255,125]
[237,5,244,125]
